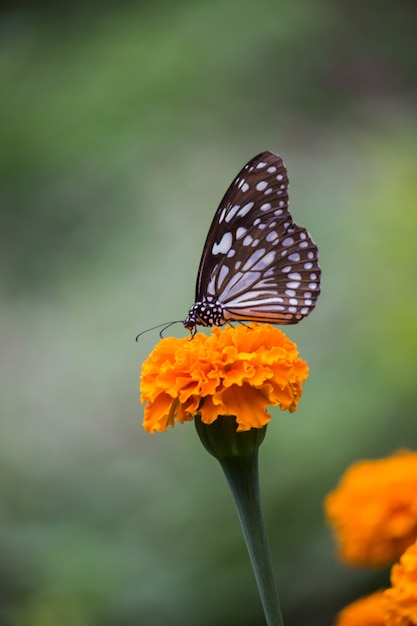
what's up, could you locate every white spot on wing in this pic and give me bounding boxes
[250,250,275,271]
[217,265,230,289]
[212,232,233,255]
[221,272,261,301]
[241,249,266,271]
[225,204,241,223]
[237,202,254,218]
[207,273,217,295]
[256,181,268,191]
[226,294,286,308]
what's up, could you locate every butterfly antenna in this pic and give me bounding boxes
[135,321,182,342]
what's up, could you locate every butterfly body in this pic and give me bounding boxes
[183,151,321,335]
[183,298,225,331]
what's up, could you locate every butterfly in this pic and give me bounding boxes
[182,151,321,335]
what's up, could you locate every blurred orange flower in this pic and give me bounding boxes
[325,451,417,567]
[140,323,308,433]
[384,539,417,626]
[334,591,386,626]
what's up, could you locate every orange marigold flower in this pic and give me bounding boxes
[384,539,417,626]
[334,591,386,626]
[325,451,417,568]
[140,323,309,433]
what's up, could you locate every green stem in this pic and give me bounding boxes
[219,452,285,626]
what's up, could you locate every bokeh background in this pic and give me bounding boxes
[1,1,416,624]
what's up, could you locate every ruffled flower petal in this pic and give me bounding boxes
[384,539,417,626]
[334,591,386,626]
[325,451,417,567]
[140,323,309,433]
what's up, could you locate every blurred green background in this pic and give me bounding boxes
[1,1,416,624]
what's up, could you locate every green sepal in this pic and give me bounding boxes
[194,414,267,460]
